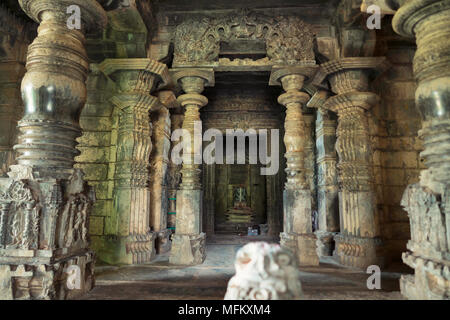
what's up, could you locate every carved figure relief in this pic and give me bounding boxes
[174,10,315,65]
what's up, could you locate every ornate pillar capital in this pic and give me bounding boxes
[321,57,389,95]
[19,0,106,30]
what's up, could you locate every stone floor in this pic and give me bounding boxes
[78,236,408,300]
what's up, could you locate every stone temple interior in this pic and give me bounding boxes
[0,0,449,301]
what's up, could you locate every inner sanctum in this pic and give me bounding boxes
[0,0,449,300]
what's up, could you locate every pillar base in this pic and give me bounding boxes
[99,233,156,265]
[400,253,450,300]
[334,234,384,269]
[0,249,94,300]
[315,231,337,257]
[155,229,172,254]
[280,232,319,266]
[169,233,206,265]
[399,183,450,300]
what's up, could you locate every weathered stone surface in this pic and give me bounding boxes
[391,0,450,300]
[168,68,213,265]
[270,66,319,266]
[225,242,303,300]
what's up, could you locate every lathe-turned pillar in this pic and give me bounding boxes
[0,0,106,300]
[270,66,319,266]
[169,68,214,265]
[392,0,450,300]
[322,58,386,269]
[98,58,170,265]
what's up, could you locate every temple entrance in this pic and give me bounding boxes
[213,137,267,235]
[201,77,285,237]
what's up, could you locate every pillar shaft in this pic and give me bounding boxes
[150,90,178,254]
[322,58,386,269]
[167,112,184,233]
[169,69,214,265]
[392,0,450,300]
[314,105,339,256]
[98,58,170,265]
[270,66,319,266]
[0,0,106,300]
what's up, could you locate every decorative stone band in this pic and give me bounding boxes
[392,0,450,81]
[125,233,157,265]
[334,234,384,268]
[19,0,106,31]
[169,233,206,265]
[280,232,319,266]
[0,250,94,300]
[401,251,450,299]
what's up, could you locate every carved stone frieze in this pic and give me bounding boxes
[173,10,315,66]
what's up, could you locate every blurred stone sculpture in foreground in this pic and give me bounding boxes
[224,242,303,300]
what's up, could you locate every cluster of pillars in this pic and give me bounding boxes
[0,0,448,301]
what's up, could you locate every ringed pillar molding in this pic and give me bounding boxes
[269,65,320,266]
[321,57,387,269]
[169,68,214,265]
[150,90,179,254]
[98,58,171,265]
[308,91,340,257]
[0,0,106,300]
[167,109,184,233]
[392,0,450,300]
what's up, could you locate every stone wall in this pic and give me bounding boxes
[371,29,421,264]
[0,6,35,176]
[75,70,117,262]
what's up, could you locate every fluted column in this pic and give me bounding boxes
[169,68,214,265]
[392,0,450,300]
[270,66,319,266]
[0,0,106,300]
[98,58,170,264]
[322,58,386,269]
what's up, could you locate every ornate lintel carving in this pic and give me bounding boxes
[173,10,316,66]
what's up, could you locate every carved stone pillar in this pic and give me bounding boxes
[322,58,386,269]
[169,68,214,265]
[167,110,184,233]
[392,0,450,300]
[0,0,106,299]
[309,91,340,257]
[98,58,170,264]
[270,66,319,266]
[150,90,178,254]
